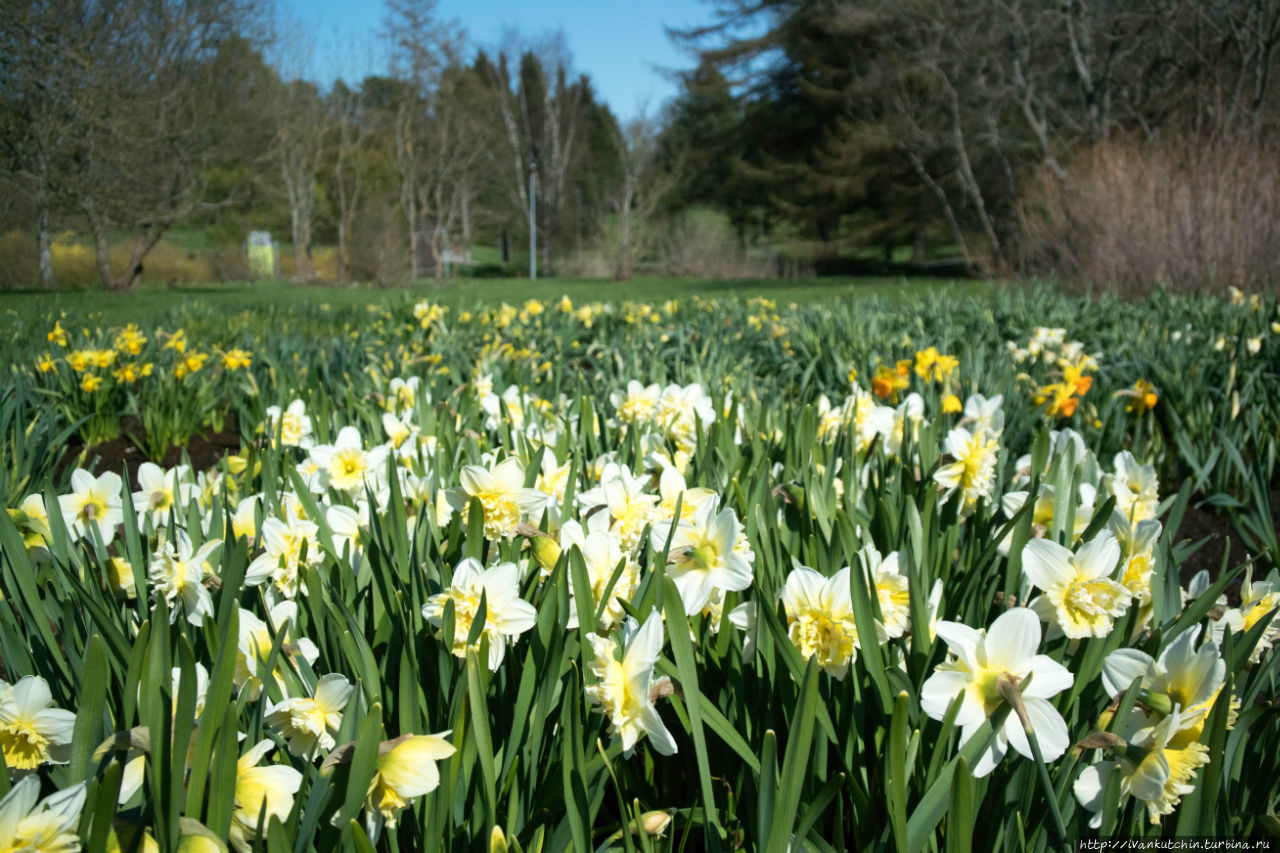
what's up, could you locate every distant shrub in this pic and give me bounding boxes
[0,231,39,288]
[460,262,523,279]
[1026,136,1280,295]
[659,208,776,279]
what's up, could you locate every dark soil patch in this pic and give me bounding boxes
[56,415,239,488]
[1172,487,1280,605]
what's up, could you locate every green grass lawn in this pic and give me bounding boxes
[0,274,994,335]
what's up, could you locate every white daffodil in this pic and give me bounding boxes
[560,522,639,631]
[148,531,220,626]
[307,426,388,496]
[132,462,195,529]
[228,740,303,853]
[653,497,753,616]
[265,673,353,760]
[327,503,370,568]
[860,545,911,639]
[1211,566,1280,663]
[245,512,322,599]
[9,493,52,556]
[933,426,999,514]
[0,776,85,852]
[534,448,573,510]
[849,386,895,453]
[962,393,1005,438]
[1102,625,1225,746]
[119,664,212,805]
[611,380,661,426]
[921,607,1073,777]
[780,565,880,679]
[423,558,537,670]
[458,456,546,540]
[59,468,124,546]
[1109,512,1162,621]
[264,399,314,449]
[656,382,716,446]
[585,611,677,756]
[381,411,419,465]
[482,384,535,432]
[886,393,925,458]
[597,467,660,552]
[234,603,319,699]
[1074,705,1210,827]
[728,600,758,662]
[0,676,76,770]
[1106,451,1159,523]
[814,394,848,444]
[654,466,714,524]
[1000,483,1097,547]
[230,494,261,545]
[385,376,421,415]
[1023,534,1131,639]
[361,732,456,843]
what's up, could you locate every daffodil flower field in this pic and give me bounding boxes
[2,284,1279,851]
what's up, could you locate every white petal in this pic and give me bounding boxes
[313,674,353,712]
[1022,539,1075,590]
[1101,649,1154,697]
[934,622,982,672]
[982,608,1041,672]
[1023,656,1074,699]
[641,705,678,756]
[623,612,665,673]
[1004,697,1069,762]
[1076,534,1121,579]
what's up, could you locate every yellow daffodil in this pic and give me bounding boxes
[47,321,68,347]
[221,348,253,370]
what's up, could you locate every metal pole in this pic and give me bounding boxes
[529,167,537,280]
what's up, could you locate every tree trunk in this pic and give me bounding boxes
[36,200,54,290]
[461,186,471,245]
[85,202,116,290]
[947,87,1003,269]
[291,206,306,284]
[905,149,972,271]
[404,192,419,280]
[337,220,347,283]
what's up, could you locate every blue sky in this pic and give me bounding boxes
[278,0,720,120]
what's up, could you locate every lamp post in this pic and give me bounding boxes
[529,147,538,280]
